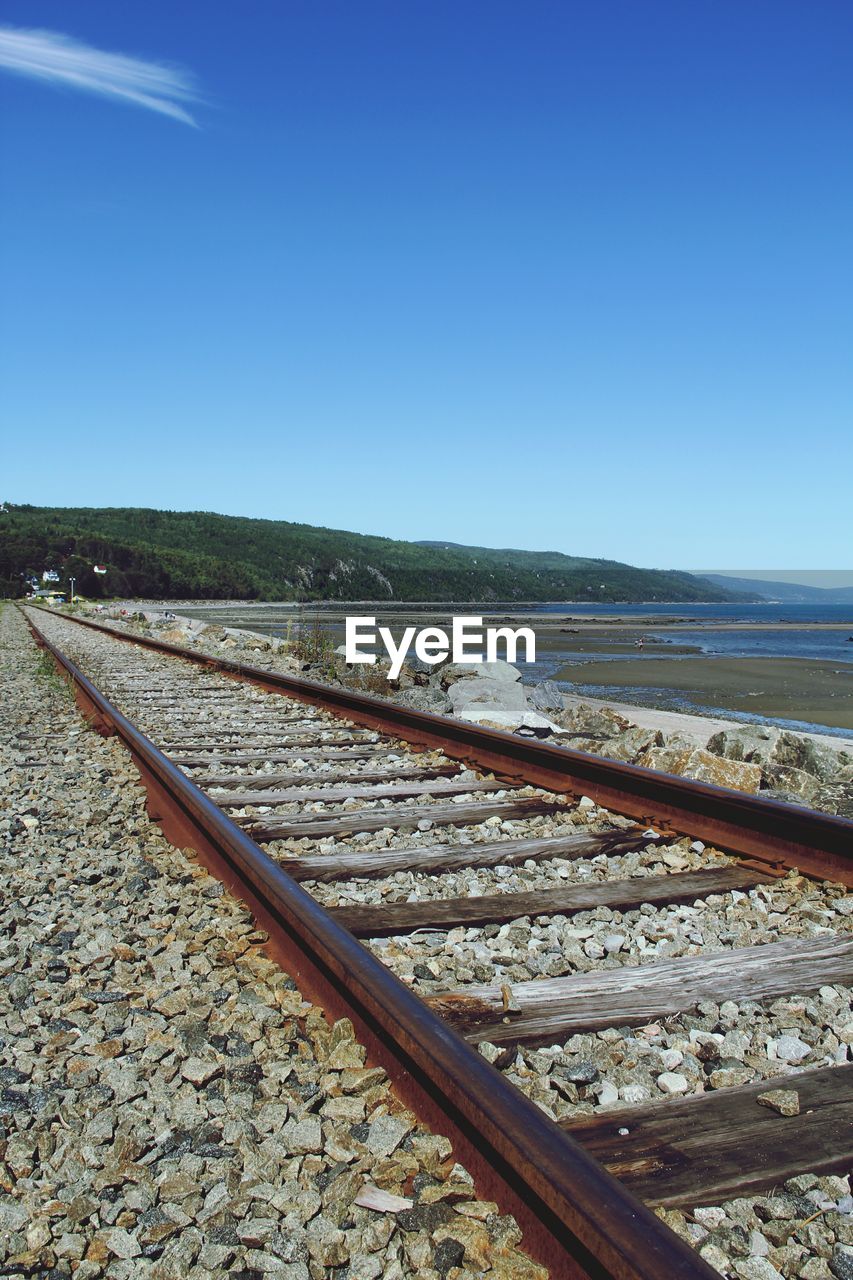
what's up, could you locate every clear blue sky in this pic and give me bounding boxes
[2,2,850,570]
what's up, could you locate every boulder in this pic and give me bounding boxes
[637,746,761,794]
[159,627,191,645]
[392,686,453,716]
[449,677,528,716]
[707,726,847,782]
[529,681,566,714]
[434,661,565,736]
[594,726,664,764]
[555,703,632,738]
[706,726,782,765]
[435,660,522,690]
[760,765,821,804]
[772,732,846,782]
[222,627,272,652]
[457,702,565,737]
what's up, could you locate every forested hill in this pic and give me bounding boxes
[0,505,747,603]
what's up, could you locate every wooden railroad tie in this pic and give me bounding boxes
[562,1064,853,1208]
[425,934,853,1045]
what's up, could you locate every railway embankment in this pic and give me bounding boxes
[0,604,546,1280]
[15,602,853,1279]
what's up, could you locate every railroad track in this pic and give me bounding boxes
[23,605,853,1280]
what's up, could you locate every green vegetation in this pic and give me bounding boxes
[0,504,749,603]
[33,648,73,701]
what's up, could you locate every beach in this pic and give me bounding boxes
[554,655,853,732]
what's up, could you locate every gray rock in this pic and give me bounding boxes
[392,686,453,715]
[366,1113,412,1157]
[0,1202,29,1231]
[732,1259,784,1280]
[529,681,565,713]
[761,764,821,803]
[831,1245,853,1280]
[657,1072,689,1095]
[707,726,782,765]
[773,1035,811,1063]
[756,1089,799,1116]
[557,1060,600,1086]
[437,660,522,689]
[281,1115,323,1154]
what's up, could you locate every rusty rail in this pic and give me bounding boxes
[32,606,853,885]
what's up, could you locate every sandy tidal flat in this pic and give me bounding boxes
[554,656,853,732]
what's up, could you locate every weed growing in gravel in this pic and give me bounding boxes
[34,650,73,700]
[288,616,338,679]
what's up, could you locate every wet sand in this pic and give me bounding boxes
[553,656,853,732]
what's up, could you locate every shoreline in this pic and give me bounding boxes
[553,655,853,736]
[110,599,853,632]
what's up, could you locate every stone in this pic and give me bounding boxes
[831,1246,853,1280]
[700,1243,734,1272]
[555,704,631,737]
[281,1115,323,1154]
[757,1089,800,1116]
[760,765,821,803]
[657,1072,689,1095]
[238,1219,275,1247]
[706,726,783,765]
[621,1084,649,1104]
[748,1230,770,1257]
[306,1214,349,1266]
[54,1232,86,1259]
[559,1060,600,1086]
[442,661,564,735]
[694,1207,726,1229]
[732,1259,785,1280]
[637,746,762,794]
[438,660,522,689]
[365,1113,412,1157]
[433,1217,493,1270]
[529,681,565,713]
[709,1067,753,1090]
[180,1056,221,1086]
[772,1035,811,1063]
[0,1202,28,1231]
[602,933,625,954]
[660,1049,684,1071]
[773,732,844,782]
[433,1236,466,1274]
[101,1227,141,1260]
[489,1253,550,1280]
[596,726,664,764]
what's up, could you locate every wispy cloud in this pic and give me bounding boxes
[0,26,201,126]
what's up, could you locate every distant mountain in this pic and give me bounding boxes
[696,573,853,605]
[0,504,751,603]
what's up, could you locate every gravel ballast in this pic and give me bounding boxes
[1,606,547,1280]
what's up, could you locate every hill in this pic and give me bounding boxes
[0,504,748,603]
[697,573,853,605]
